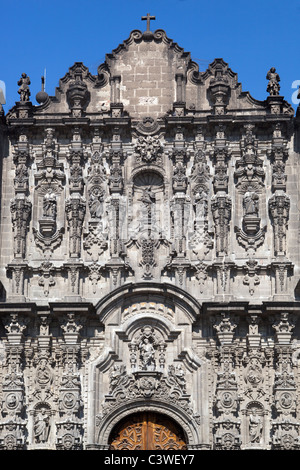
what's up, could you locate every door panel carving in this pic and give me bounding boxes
[109,412,187,450]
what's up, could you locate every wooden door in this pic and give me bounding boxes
[109,412,187,450]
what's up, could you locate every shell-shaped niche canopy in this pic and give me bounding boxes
[133,170,164,189]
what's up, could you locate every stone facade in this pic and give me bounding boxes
[0,17,300,450]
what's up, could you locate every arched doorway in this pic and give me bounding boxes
[108,412,187,450]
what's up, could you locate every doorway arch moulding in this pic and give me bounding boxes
[86,281,207,449]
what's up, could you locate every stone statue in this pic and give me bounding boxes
[88,188,104,218]
[18,73,31,102]
[169,364,186,390]
[266,67,280,96]
[109,364,126,393]
[42,191,57,219]
[139,337,156,370]
[249,410,263,444]
[243,191,259,216]
[34,407,50,443]
[140,186,155,206]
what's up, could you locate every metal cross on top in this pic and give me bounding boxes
[141,13,156,31]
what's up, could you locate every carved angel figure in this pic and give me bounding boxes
[140,186,155,206]
[88,187,104,218]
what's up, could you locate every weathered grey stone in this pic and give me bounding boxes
[0,15,300,450]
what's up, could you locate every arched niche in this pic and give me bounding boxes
[127,168,166,241]
[85,282,203,449]
[94,281,201,325]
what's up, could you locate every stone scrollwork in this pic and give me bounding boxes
[137,236,159,280]
[0,314,28,449]
[272,418,300,450]
[83,148,109,261]
[193,261,208,294]
[55,326,84,450]
[211,194,231,257]
[2,19,300,453]
[134,135,163,164]
[95,318,201,436]
[87,150,107,217]
[243,350,266,391]
[213,313,237,345]
[10,196,32,259]
[121,301,175,324]
[65,197,86,258]
[243,259,260,296]
[32,129,65,254]
[269,191,290,257]
[234,126,266,255]
[189,147,214,259]
[208,62,231,115]
[97,359,197,428]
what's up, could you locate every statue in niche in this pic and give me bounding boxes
[249,408,263,444]
[243,190,259,216]
[138,336,156,371]
[194,186,206,204]
[42,191,57,219]
[34,406,50,443]
[193,185,208,218]
[88,187,104,218]
[140,186,155,206]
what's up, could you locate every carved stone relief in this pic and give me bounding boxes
[234,126,266,256]
[1,21,300,452]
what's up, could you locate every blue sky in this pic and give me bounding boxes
[1,0,299,112]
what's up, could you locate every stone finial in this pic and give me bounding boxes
[213,312,237,344]
[266,67,280,96]
[36,75,49,104]
[66,77,89,118]
[17,73,31,102]
[272,312,295,344]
